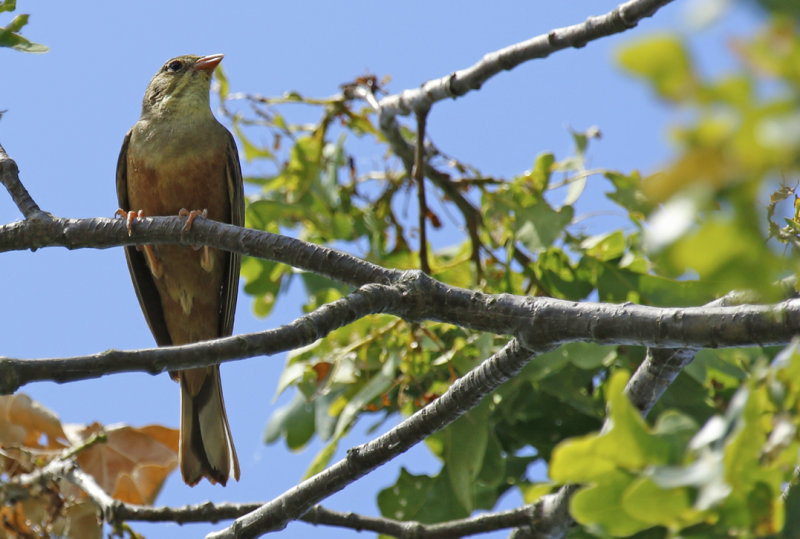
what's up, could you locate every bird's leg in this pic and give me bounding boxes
[115,208,163,278]
[142,244,164,278]
[178,208,213,272]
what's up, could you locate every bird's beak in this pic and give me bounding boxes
[194,54,224,73]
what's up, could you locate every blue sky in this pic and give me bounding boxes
[0,1,762,537]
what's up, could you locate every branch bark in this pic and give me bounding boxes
[0,142,49,220]
[375,0,676,123]
[2,230,798,393]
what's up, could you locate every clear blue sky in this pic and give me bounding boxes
[0,1,761,537]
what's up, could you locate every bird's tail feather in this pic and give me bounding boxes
[179,366,240,486]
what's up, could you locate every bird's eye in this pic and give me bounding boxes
[166,60,183,73]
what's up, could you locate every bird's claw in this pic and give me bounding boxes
[115,208,144,236]
[178,208,208,233]
[115,209,162,278]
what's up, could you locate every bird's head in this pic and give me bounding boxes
[141,54,223,119]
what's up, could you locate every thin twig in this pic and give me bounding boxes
[414,109,430,274]
[207,339,539,539]
[375,0,676,123]
[0,142,49,221]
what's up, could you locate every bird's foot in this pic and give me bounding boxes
[115,208,144,236]
[178,208,213,272]
[178,208,208,233]
[115,208,163,278]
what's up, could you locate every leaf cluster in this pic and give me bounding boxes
[215,9,800,535]
[0,1,47,53]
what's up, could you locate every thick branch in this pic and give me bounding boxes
[0,283,399,393]
[2,230,799,393]
[0,215,395,287]
[3,216,799,352]
[3,261,799,392]
[507,288,797,539]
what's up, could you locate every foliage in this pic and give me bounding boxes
[0,1,47,53]
[214,7,800,536]
[5,2,800,537]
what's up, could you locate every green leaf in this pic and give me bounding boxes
[526,152,555,193]
[535,247,595,300]
[378,468,469,524]
[303,436,339,479]
[0,11,47,53]
[605,170,654,219]
[263,392,315,450]
[515,202,573,252]
[616,34,695,102]
[378,468,437,522]
[332,354,399,439]
[233,123,274,162]
[215,64,230,99]
[581,230,626,262]
[240,256,289,317]
[623,477,697,528]
[666,217,785,297]
[444,398,490,512]
[570,469,651,536]
[5,12,25,31]
[564,342,617,370]
[550,371,671,483]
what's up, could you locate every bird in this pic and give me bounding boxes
[116,54,243,486]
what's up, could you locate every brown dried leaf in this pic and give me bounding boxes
[0,502,37,538]
[75,423,178,505]
[60,500,101,539]
[0,394,178,536]
[0,394,67,450]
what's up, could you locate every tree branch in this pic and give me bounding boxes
[376,0,675,123]
[507,286,800,539]
[2,246,798,393]
[293,503,537,538]
[0,215,395,288]
[0,142,49,220]
[207,338,539,538]
[414,109,430,274]
[0,282,400,393]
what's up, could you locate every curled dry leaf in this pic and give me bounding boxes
[0,393,67,450]
[0,394,179,538]
[72,423,179,505]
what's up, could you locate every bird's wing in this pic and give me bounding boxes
[219,129,244,338]
[116,129,173,346]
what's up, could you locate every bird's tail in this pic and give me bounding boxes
[179,366,240,486]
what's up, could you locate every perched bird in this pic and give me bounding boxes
[116,54,243,486]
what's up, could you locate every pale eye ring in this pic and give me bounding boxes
[166,60,183,73]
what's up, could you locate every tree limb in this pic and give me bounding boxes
[375,0,675,122]
[2,250,798,393]
[0,142,49,220]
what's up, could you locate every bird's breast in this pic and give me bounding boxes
[126,119,231,222]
